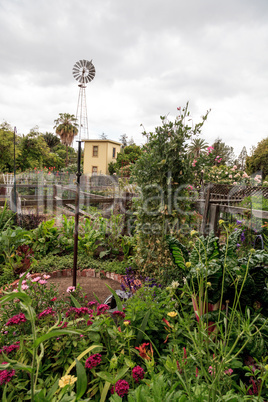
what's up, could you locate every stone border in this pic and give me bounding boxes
[0,269,125,295]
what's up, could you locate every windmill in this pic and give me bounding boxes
[72,59,95,287]
[72,59,96,140]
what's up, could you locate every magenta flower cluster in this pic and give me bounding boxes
[85,353,102,369]
[132,365,145,383]
[112,310,126,319]
[38,307,56,319]
[115,379,129,397]
[65,307,92,318]
[0,362,15,385]
[0,341,20,355]
[97,304,110,315]
[5,313,27,326]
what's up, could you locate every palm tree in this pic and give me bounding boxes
[188,138,208,158]
[42,132,60,150]
[54,113,78,166]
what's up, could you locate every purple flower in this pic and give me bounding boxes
[115,379,129,397]
[132,365,145,383]
[85,354,102,370]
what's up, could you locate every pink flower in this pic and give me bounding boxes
[112,311,126,319]
[38,280,47,285]
[132,366,145,383]
[115,379,129,398]
[229,174,232,178]
[0,341,20,355]
[31,276,41,282]
[66,286,76,293]
[6,313,27,326]
[97,304,110,315]
[43,275,51,279]
[38,308,56,319]
[0,363,15,385]
[85,354,102,370]
[177,107,181,110]
[224,368,233,375]
[87,301,97,307]
[50,297,57,302]
[21,284,29,290]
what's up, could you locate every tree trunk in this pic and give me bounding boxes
[65,144,69,167]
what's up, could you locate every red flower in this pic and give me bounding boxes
[135,343,153,360]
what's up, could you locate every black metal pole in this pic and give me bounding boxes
[13,127,17,214]
[73,140,82,287]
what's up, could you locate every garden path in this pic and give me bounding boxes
[46,276,121,303]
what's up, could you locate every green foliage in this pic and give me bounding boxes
[0,122,21,172]
[132,103,209,278]
[246,137,268,179]
[111,144,142,176]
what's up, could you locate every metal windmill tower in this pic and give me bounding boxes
[72,59,96,140]
[72,59,95,287]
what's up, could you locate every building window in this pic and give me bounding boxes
[92,166,98,174]
[112,147,116,158]
[93,145,98,157]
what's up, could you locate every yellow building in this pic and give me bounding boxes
[83,139,122,175]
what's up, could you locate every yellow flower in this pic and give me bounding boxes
[207,282,212,287]
[190,230,197,236]
[265,364,268,371]
[123,320,130,326]
[58,375,77,388]
[218,219,224,225]
[185,262,191,268]
[167,311,178,318]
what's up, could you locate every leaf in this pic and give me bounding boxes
[105,284,123,311]
[34,329,82,348]
[0,291,32,305]
[75,358,87,401]
[135,309,151,346]
[65,344,102,376]
[114,366,129,382]
[96,371,114,383]
[69,293,82,308]
[100,381,112,402]
[166,236,187,271]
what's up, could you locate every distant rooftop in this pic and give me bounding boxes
[83,139,122,145]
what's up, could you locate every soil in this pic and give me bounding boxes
[46,275,122,303]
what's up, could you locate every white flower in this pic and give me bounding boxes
[171,281,180,289]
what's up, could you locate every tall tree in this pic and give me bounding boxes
[211,138,235,166]
[246,137,268,179]
[188,138,208,158]
[119,133,128,148]
[0,122,20,172]
[237,146,248,170]
[54,113,78,166]
[42,132,61,150]
[99,132,108,139]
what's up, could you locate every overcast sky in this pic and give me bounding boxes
[1,0,268,157]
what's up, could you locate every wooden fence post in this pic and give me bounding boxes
[209,204,220,235]
[201,185,211,237]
